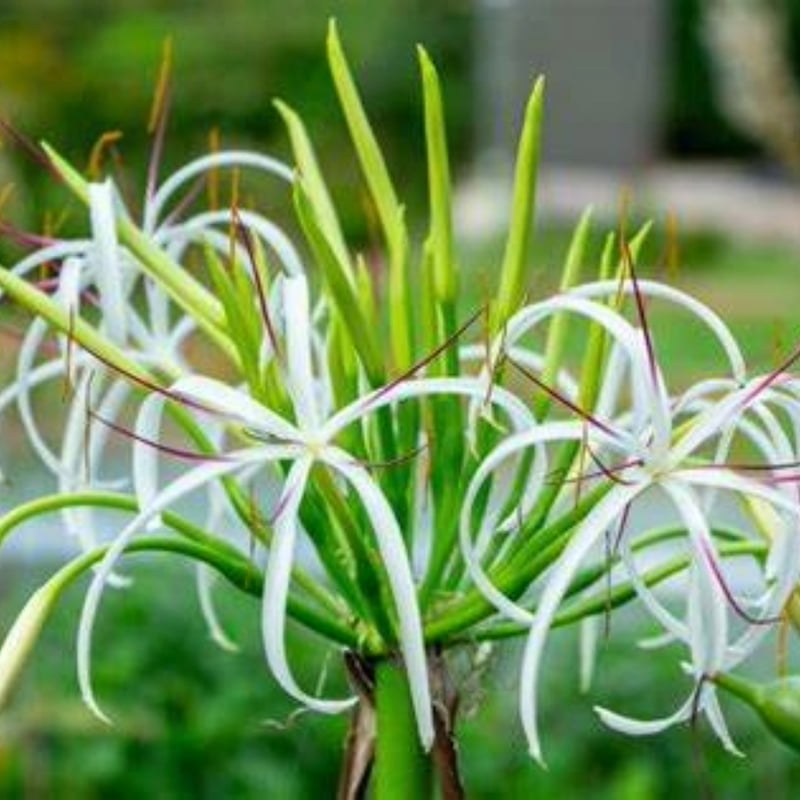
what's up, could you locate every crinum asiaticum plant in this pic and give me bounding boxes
[1,21,800,797]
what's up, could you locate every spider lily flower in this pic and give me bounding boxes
[74,266,539,750]
[0,142,308,531]
[0,138,319,634]
[459,278,800,763]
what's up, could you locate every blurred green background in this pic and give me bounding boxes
[1,0,800,797]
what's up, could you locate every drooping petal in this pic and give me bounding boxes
[459,421,589,625]
[595,695,693,736]
[260,457,357,716]
[77,443,302,722]
[323,449,435,749]
[519,483,643,763]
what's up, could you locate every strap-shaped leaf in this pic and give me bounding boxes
[326,20,404,258]
[294,181,384,385]
[274,98,352,276]
[493,77,545,330]
[419,46,456,305]
[327,20,412,368]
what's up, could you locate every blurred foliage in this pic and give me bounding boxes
[0,0,472,240]
[3,0,800,233]
[0,559,798,798]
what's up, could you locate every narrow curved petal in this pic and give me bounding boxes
[323,450,435,749]
[88,180,128,344]
[145,151,294,233]
[459,421,588,625]
[519,484,643,763]
[261,457,357,715]
[167,375,301,443]
[77,443,301,722]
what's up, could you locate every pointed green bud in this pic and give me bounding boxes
[715,672,800,753]
[418,45,456,304]
[493,76,545,331]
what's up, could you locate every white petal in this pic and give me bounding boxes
[571,279,746,383]
[322,376,536,443]
[261,457,356,714]
[134,393,167,530]
[77,443,301,722]
[167,375,301,443]
[197,564,239,652]
[595,695,693,736]
[282,276,319,430]
[323,450,435,749]
[459,421,588,625]
[579,616,599,693]
[88,180,128,344]
[519,484,643,763]
[145,151,294,234]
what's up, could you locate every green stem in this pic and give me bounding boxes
[373,658,432,799]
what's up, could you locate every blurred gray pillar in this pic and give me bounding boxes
[474,0,667,171]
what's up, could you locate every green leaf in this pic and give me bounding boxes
[418,46,456,305]
[274,98,352,275]
[326,19,412,369]
[493,77,545,331]
[294,181,384,385]
[326,20,404,258]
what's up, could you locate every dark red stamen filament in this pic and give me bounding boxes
[508,356,621,439]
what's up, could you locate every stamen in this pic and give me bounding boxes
[0,220,58,249]
[620,238,658,385]
[87,131,124,180]
[88,405,232,463]
[738,341,800,409]
[231,206,282,360]
[160,173,206,229]
[507,357,620,439]
[73,337,218,417]
[145,37,174,202]
[0,118,61,180]
[586,444,636,487]
[207,127,221,211]
[699,539,781,626]
[366,306,485,407]
[352,442,428,471]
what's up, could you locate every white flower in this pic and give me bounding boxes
[460,276,800,763]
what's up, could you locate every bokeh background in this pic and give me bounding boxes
[0,1,799,797]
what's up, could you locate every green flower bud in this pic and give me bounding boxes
[714,672,800,753]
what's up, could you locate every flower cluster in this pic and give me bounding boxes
[0,22,798,772]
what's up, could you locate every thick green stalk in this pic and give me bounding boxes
[373,659,432,799]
